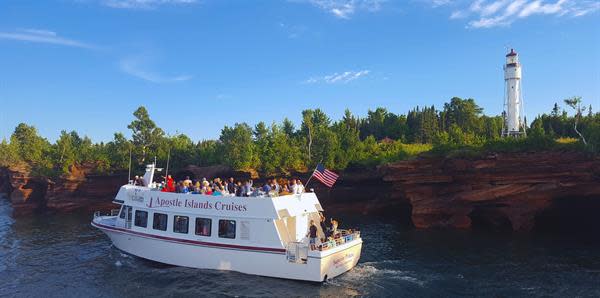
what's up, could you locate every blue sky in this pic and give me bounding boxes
[1,0,599,142]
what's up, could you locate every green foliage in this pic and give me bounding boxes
[127,106,165,164]
[3,98,600,178]
[219,123,257,170]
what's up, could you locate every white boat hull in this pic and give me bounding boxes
[93,219,362,282]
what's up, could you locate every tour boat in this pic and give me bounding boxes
[91,164,362,282]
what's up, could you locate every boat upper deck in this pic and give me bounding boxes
[115,184,324,220]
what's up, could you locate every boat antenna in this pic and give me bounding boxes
[165,147,171,180]
[127,147,132,184]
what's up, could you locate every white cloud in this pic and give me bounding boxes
[305,0,385,19]
[304,70,370,84]
[430,0,600,28]
[119,56,192,83]
[0,28,95,49]
[102,0,197,9]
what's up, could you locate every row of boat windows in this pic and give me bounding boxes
[120,206,236,239]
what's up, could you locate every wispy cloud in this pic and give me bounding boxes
[304,70,370,84]
[278,22,308,39]
[0,28,95,49]
[119,56,192,83]
[101,0,197,9]
[428,0,600,28]
[302,0,385,19]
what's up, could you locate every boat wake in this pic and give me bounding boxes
[331,261,426,287]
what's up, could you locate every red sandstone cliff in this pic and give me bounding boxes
[2,152,599,232]
[380,151,600,231]
[45,164,127,212]
[0,163,127,215]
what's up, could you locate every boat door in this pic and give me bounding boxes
[286,242,308,264]
[118,205,132,228]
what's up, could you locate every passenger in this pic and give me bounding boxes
[262,182,271,193]
[307,220,318,250]
[279,184,291,195]
[289,179,297,194]
[193,181,201,194]
[296,180,305,194]
[161,175,175,192]
[235,181,243,197]
[320,212,330,238]
[272,179,281,193]
[183,176,192,188]
[205,186,213,196]
[244,180,253,197]
[227,177,236,195]
[330,218,339,236]
[212,187,222,196]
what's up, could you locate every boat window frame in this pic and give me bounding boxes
[119,205,132,220]
[195,217,212,237]
[152,212,168,231]
[218,219,236,239]
[173,215,189,234]
[134,210,148,228]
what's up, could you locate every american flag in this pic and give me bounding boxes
[312,163,339,187]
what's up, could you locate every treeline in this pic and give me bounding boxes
[0,96,597,177]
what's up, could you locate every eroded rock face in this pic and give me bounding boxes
[2,164,48,215]
[0,163,127,215]
[45,164,127,213]
[381,151,600,231]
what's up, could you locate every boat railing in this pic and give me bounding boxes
[316,229,360,251]
[93,209,121,219]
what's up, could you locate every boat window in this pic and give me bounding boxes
[195,218,212,237]
[173,215,189,234]
[218,220,236,239]
[119,205,132,220]
[134,210,148,228]
[153,213,168,231]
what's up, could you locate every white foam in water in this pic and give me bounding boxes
[119,252,131,258]
[339,262,426,287]
[115,260,122,267]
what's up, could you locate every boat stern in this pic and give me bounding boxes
[319,238,362,281]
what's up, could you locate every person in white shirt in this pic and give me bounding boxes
[296,181,305,194]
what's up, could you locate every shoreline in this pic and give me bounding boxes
[2,150,599,233]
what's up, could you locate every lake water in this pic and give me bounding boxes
[1,198,600,297]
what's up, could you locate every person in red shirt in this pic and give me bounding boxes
[161,175,175,192]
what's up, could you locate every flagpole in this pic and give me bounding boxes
[303,158,323,191]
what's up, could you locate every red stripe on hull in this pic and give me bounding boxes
[92,221,286,254]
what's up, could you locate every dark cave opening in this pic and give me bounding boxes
[534,196,600,235]
[468,204,513,232]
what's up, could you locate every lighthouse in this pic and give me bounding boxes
[502,49,525,137]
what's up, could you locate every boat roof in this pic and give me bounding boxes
[115,184,324,220]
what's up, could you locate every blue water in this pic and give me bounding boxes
[1,197,600,297]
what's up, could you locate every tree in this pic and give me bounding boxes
[564,96,587,145]
[219,123,257,170]
[442,97,483,133]
[0,138,20,167]
[10,123,50,164]
[127,106,164,164]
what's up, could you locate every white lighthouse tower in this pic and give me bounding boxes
[502,49,526,137]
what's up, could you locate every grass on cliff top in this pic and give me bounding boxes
[426,136,587,159]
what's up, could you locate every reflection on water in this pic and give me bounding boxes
[1,198,600,297]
